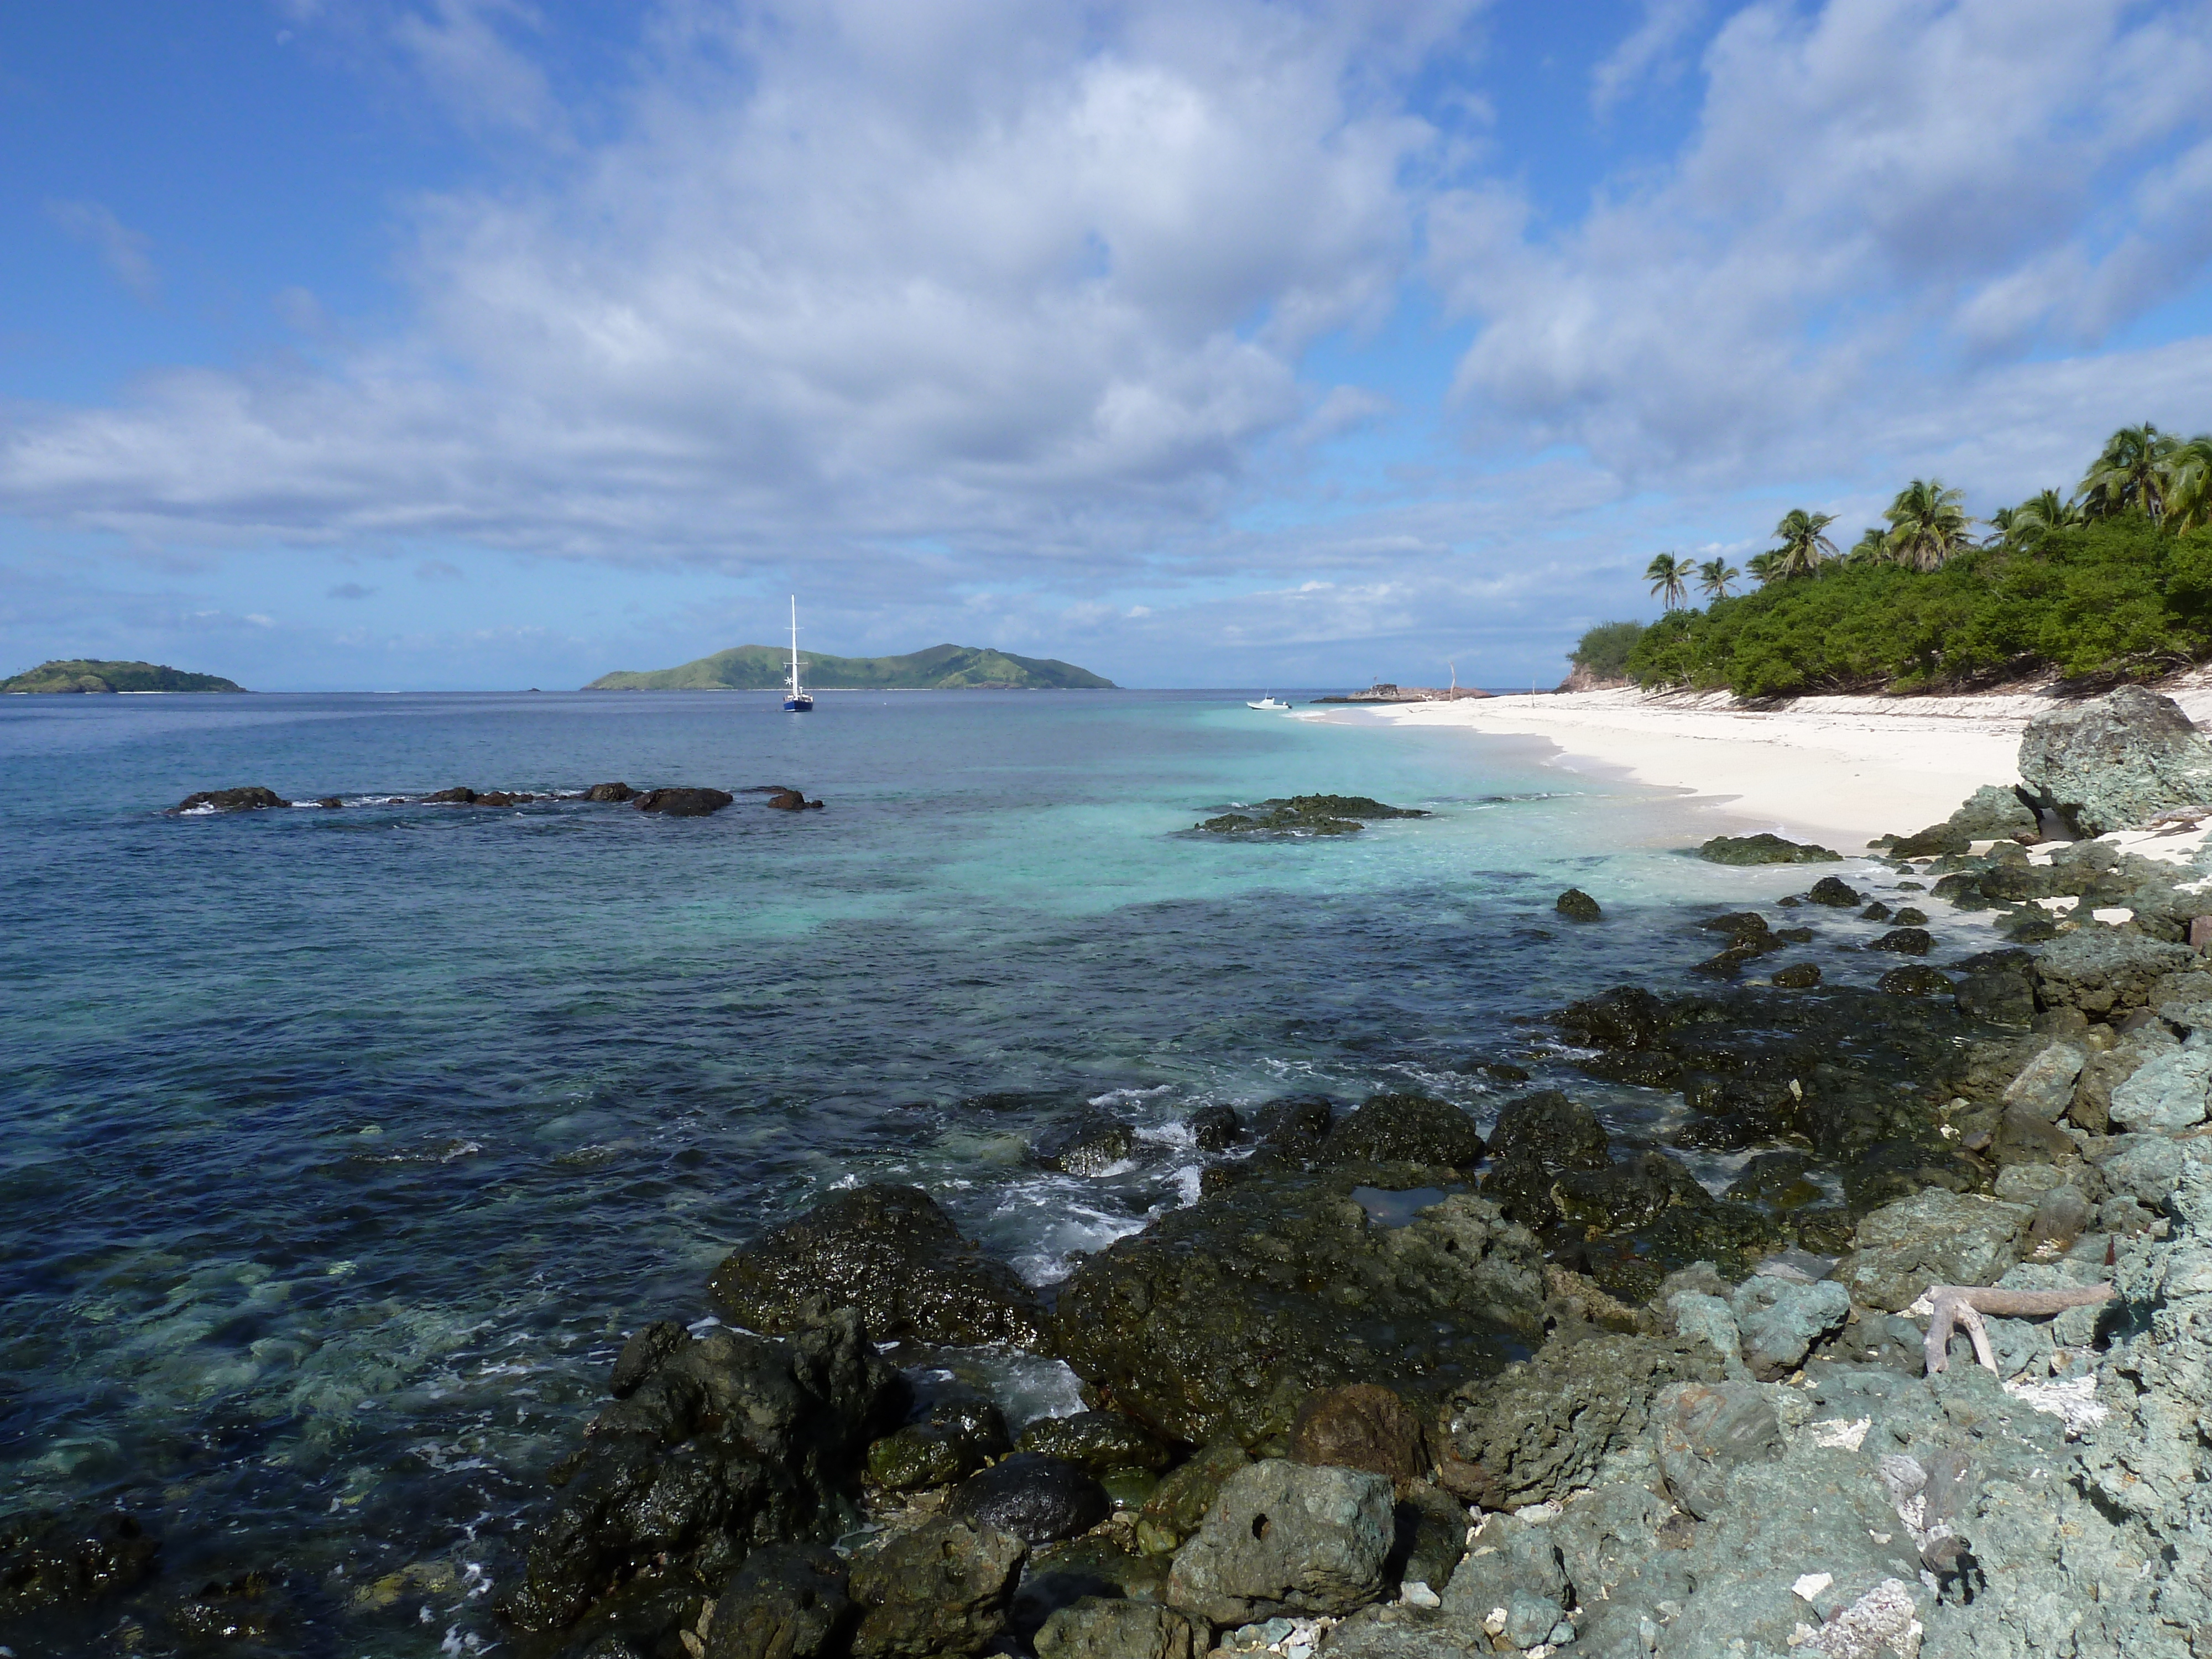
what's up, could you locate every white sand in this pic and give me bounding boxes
[1348,681,2212,852]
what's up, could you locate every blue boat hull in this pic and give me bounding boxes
[784,695,813,712]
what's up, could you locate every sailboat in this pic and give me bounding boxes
[782,597,813,712]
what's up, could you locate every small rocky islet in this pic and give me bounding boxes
[170,781,826,815]
[27,686,2212,1655]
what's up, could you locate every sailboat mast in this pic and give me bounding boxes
[789,596,799,697]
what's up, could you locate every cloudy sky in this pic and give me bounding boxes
[3,0,2210,690]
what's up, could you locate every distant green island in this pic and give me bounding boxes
[587,642,1116,691]
[2,659,247,694]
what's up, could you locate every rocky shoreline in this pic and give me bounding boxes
[15,687,2212,1655]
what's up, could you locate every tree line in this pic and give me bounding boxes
[1570,423,2212,698]
[1639,422,2212,609]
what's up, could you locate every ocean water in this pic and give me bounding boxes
[0,689,1902,1654]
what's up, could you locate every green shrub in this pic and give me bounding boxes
[1624,519,2212,696]
[1568,620,1645,680]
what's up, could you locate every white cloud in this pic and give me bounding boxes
[0,1,1475,578]
[1438,0,2212,482]
[1591,0,1707,114]
[4,0,2212,690]
[45,200,160,302]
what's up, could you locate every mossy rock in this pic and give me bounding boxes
[1696,833,1840,865]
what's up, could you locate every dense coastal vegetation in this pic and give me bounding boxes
[587,641,1115,691]
[1,659,246,693]
[1573,423,2212,698]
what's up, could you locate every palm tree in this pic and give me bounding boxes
[1645,552,1689,611]
[1770,509,1838,578]
[1845,528,1888,565]
[1695,557,1740,601]
[2005,487,2086,547]
[1745,550,1783,585]
[2165,435,2212,534]
[2079,423,2180,521]
[1882,479,1973,572]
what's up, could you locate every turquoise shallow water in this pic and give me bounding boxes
[0,689,1890,1653]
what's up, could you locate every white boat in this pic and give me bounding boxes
[1246,695,1291,710]
[783,597,813,712]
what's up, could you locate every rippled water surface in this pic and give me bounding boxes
[0,689,1885,1653]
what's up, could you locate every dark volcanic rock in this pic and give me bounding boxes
[1695,833,1840,865]
[1556,888,1603,921]
[168,1569,283,1644]
[421,786,478,803]
[498,1308,902,1636]
[1052,1170,1544,1451]
[1034,1115,1140,1176]
[585,781,635,801]
[946,1453,1112,1545]
[635,786,735,816]
[1195,795,1428,836]
[1186,1105,1241,1152]
[849,1519,1026,1658]
[1807,875,1863,907]
[609,1319,692,1398]
[765,790,826,811]
[1771,962,1822,988]
[1018,1411,1170,1474]
[706,1544,852,1659]
[1482,1089,1615,1232]
[1323,1093,1485,1168]
[2020,684,2212,834]
[176,785,287,812]
[1249,1094,1337,1165]
[0,1510,159,1619]
[709,1183,1050,1350]
[1878,965,1955,996]
[1868,927,1933,954]
[867,1387,1011,1493]
[1554,985,1674,1050]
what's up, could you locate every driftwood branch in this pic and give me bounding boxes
[1923,1283,2113,1376]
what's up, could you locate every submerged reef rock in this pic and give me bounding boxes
[710,1182,1050,1350]
[1555,887,1603,921]
[1053,1169,1544,1451]
[1321,1093,1486,1168]
[1195,795,1428,836]
[2020,683,2212,835]
[498,1305,901,1639]
[1695,832,1840,864]
[0,1509,159,1619]
[634,786,736,815]
[174,786,287,812]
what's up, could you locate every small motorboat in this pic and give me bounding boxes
[1246,695,1291,710]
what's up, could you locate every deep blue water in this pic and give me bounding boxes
[0,689,1884,1655]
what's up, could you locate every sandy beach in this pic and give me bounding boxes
[1349,679,2212,851]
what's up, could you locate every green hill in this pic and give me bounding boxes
[586,642,1116,691]
[2,659,247,693]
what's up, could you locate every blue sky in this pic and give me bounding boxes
[3,0,2210,691]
